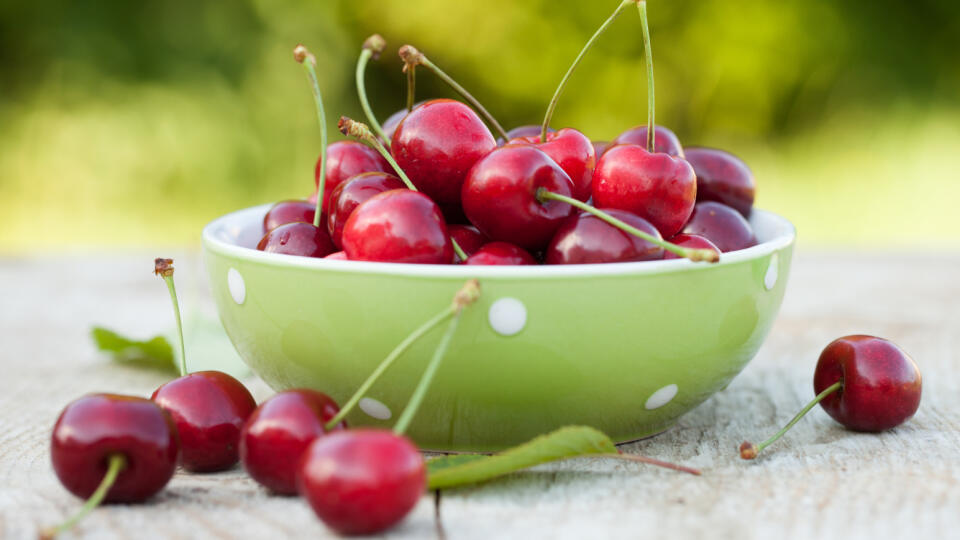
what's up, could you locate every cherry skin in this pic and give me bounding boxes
[326,172,405,248]
[341,190,453,264]
[51,394,179,502]
[151,371,257,472]
[391,98,497,207]
[499,124,555,146]
[608,125,684,157]
[684,147,756,217]
[681,201,756,252]
[325,251,348,260]
[313,141,390,212]
[462,145,575,251]
[240,389,345,495]
[465,242,537,265]
[545,209,663,264]
[509,127,596,202]
[298,429,426,536]
[256,222,335,258]
[662,233,720,260]
[381,101,425,141]
[814,335,922,432]
[448,224,488,260]
[591,144,697,238]
[263,200,316,233]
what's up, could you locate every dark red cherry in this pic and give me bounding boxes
[499,124,555,146]
[341,189,453,264]
[263,200,316,233]
[609,125,684,157]
[462,145,575,251]
[662,233,720,260]
[313,141,390,212]
[257,222,335,258]
[681,201,756,252]
[592,144,696,238]
[545,209,664,264]
[240,389,344,495]
[684,147,756,217]
[51,394,179,502]
[391,99,496,207]
[151,371,256,472]
[326,172,405,248]
[381,101,425,141]
[448,224,488,260]
[465,242,537,265]
[509,128,596,202]
[298,429,426,536]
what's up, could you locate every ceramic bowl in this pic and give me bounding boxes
[202,205,795,452]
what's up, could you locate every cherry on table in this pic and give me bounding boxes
[662,234,720,260]
[546,209,664,264]
[684,147,755,217]
[509,127,596,202]
[681,201,756,253]
[465,242,537,265]
[341,189,454,264]
[326,172,405,248]
[263,200,316,233]
[314,141,390,212]
[257,222,335,258]
[609,125,684,157]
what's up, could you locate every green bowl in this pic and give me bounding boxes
[202,205,795,452]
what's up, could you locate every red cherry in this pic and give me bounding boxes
[591,144,697,238]
[500,124,555,146]
[609,125,684,157]
[462,145,575,251]
[263,200,316,233]
[545,209,664,264]
[240,389,344,495]
[51,394,179,502]
[662,233,720,260]
[681,201,756,252]
[326,172,405,248]
[325,251,348,260]
[684,147,756,217]
[298,429,426,536]
[341,190,453,264]
[314,141,390,212]
[151,371,256,472]
[448,224,488,260]
[381,102,425,141]
[509,127,596,202]
[465,242,537,265]
[257,222,335,258]
[390,99,496,207]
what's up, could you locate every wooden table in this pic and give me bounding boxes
[2,251,958,539]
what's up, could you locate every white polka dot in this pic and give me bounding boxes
[645,384,678,410]
[227,268,245,305]
[488,297,527,336]
[359,398,392,420]
[764,253,779,291]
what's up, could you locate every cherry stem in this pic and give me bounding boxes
[154,258,187,376]
[42,454,126,539]
[294,44,328,227]
[541,0,634,142]
[337,116,469,261]
[398,45,509,141]
[740,380,843,460]
[405,63,416,112]
[599,452,701,475]
[535,190,719,262]
[356,35,389,146]
[637,1,655,153]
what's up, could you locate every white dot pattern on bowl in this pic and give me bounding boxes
[764,253,779,291]
[644,384,678,410]
[227,268,246,305]
[359,398,392,420]
[488,297,527,336]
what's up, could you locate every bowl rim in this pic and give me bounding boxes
[202,203,796,278]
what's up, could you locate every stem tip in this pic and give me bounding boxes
[399,44,424,69]
[739,441,759,460]
[453,279,481,311]
[363,34,387,59]
[153,258,174,277]
[293,44,313,64]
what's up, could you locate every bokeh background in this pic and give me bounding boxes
[2,0,958,253]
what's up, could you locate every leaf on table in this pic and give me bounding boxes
[91,327,178,373]
[427,425,618,490]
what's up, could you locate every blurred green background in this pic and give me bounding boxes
[2,0,958,253]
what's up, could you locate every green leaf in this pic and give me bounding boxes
[91,327,178,373]
[427,426,618,490]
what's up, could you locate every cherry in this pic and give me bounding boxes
[263,199,316,233]
[381,101,425,142]
[240,389,345,495]
[341,189,454,264]
[325,250,348,260]
[448,224,488,260]
[465,241,537,265]
[681,201,756,252]
[326,172,405,248]
[257,222,335,258]
[608,125,684,157]
[499,124,555,146]
[313,141,390,212]
[741,335,921,459]
[509,127,596,201]
[684,146,756,217]
[662,233,720,260]
[390,98,496,207]
[545,208,664,264]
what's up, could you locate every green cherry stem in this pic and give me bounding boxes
[356,34,389,145]
[398,44,509,141]
[294,44,329,227]
[740,381,843,460]
[535,190,719,262]
[338,116,469,261]
[404,61,416,112]
[637,0,655,153]
[154,258,187,376]
[41,454,126,539]
[541,0,634,141]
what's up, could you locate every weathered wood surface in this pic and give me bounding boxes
[1,251,958,539]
